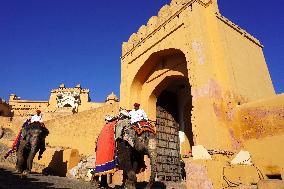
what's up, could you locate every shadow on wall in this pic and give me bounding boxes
[42,150,67,177]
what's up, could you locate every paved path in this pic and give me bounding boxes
[0,165,186,189]
[0,166,98,189]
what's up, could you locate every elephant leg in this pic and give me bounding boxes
[132,158,140,174]
[117,140,138,189]
[16,141,28,172]
[145,138,157,189]
[122,170,127,187]
[90,176,100,188]
[26,149,37,173]
[16,152,25,172]
[117,140,133,186]
[125,170,136,189]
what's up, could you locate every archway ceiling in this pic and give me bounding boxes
[134,48,187,85]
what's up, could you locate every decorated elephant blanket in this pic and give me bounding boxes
[132,121,156,135]
[4,129,22,159]
[94,120,118,176]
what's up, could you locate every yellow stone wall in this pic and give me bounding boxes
[237,95,284,176]
[9,94,48,117]
[44,103,119,155]
[215,13,275,101]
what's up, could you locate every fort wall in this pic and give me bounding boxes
[44,103,119,155]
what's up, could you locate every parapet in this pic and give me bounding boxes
[121,0,214,59]
[51,84,90,94]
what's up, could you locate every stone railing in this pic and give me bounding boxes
[121,0,214,59]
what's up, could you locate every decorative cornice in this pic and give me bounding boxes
[215,12,263,48]
[121,0,213,60]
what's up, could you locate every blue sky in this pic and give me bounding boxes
[0,0,283,102]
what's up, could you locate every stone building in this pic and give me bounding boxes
[119,0,284,186]
[9,94,49,117]
[9,84,118,118]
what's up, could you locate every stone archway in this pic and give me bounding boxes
[127,48,193,182]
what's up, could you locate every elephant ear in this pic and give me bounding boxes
[42,127,49,137]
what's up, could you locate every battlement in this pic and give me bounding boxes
[121,0,214,59]
[51,84,90,94]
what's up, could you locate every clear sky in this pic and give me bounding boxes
[1,0,283,102]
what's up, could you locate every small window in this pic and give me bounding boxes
[266,174,282,180]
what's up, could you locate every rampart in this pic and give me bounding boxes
[44,103,119,155]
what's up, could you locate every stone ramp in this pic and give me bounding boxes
[0,166,98,189]
[0,165,186,189]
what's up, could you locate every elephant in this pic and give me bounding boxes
[116,117,157,189]
[16,122,49,174]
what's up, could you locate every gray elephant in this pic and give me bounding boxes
[16,122,49,174]
[115,116,157,189]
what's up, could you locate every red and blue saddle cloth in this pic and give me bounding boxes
[94,120,118,176]
[4,129,22,159]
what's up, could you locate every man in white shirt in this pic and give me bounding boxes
[129,103,148,124]
[31,110,43,123]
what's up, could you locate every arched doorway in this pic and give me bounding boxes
[63,104,72,107]
[154,76,193,182]
[128,48,194,182]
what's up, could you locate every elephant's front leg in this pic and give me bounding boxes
[26,149,38,173]
[145,138,157,189]
[16,140,28,173]
[117,140,136,189]
[16,151,25,173]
